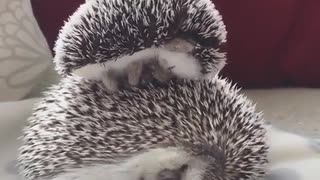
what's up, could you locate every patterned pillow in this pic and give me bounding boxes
[0,0,52,101]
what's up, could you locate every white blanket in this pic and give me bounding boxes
[0,98,40,180]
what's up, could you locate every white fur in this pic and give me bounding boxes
[51,147,206,180]
[72,48,202,81]
[157,49,202,80]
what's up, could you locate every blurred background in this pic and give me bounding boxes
[0,0,319,179]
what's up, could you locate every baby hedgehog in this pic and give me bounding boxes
[18,76,268,180]
[53,0,227,84]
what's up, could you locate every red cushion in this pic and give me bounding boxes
[31,0,85,53]
[280,1,320,87]
[215,0,320,88]
[31,0,320,88]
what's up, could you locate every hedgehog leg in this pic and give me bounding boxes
[266,125,320,166]
[126,61,143,86]
[101,70,119,92]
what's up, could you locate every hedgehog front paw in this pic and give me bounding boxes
[101,70,119,92]
[126,61,143,86]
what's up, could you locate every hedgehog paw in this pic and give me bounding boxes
[102,70,119,92]
[126,61,143,86]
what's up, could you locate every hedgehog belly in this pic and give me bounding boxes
[18,76,268,180]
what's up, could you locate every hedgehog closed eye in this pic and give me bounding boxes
[157,165,188,180]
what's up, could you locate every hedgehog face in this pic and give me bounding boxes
[54,0,227,81]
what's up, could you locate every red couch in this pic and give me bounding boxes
[31,0,320,88]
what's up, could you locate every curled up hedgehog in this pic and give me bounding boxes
[18,0,320,180]
[18,76,269,180]
[53,0,227,91]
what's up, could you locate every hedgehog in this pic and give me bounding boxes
[53,0,227,88]
[18,76,268,180]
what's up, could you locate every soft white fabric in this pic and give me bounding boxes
[0,98,40,180]
[0,0,52,101]
[243,88,320,138]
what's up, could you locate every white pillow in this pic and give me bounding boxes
[0,0,52,101]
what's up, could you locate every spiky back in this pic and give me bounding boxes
[18,76,267,180]
[54,0,227,76]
